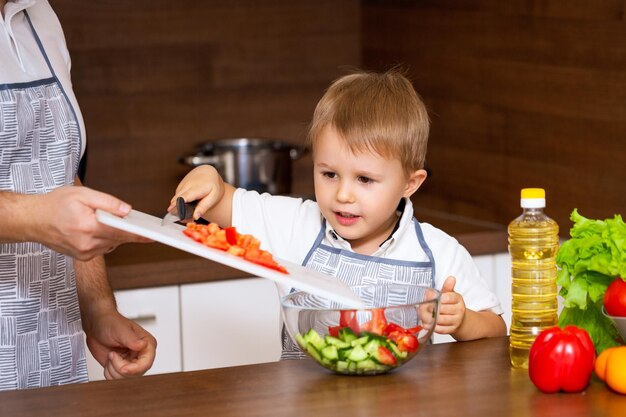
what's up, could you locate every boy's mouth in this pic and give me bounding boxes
[335,211,360,226]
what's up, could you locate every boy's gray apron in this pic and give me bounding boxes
[0,12,87,390]
[281,219,435,359]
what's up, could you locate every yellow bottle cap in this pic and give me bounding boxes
[520,188,546,208]
[521,188,545,199]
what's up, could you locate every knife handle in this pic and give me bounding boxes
[176,197,200,223]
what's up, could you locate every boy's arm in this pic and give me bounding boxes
[437,276,507,341]
[451,309,507,341]
[168,165,236,227]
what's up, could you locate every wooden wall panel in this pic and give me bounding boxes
[363,0,626,232]
[53,0,361,215]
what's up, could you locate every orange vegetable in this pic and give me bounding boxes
[595,346,626,394]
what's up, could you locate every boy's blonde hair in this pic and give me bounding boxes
[308,69,430,174]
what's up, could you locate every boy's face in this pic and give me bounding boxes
[312,126,426,255]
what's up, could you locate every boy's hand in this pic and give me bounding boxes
[435,276,466,335]
[168,165,225,220]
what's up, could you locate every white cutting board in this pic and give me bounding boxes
[96,209,364,308]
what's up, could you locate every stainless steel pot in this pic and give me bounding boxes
[179,138,307,194]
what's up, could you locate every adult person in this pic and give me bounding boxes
[0,0,156,390]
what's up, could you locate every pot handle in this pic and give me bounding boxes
[179,154,223,168]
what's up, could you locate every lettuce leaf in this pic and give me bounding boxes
[557,209,626,353]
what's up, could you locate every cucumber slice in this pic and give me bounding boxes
[347,344,368,362]
[387,341,408,360]
[294,333,307,349]
[363,339,381,356]
[321,345,339,361]
[324,335,351,349]
[336,361,349,373]
[338,327,358,343]
[356,359,378,371]
[304,329,326,351]
[338,347,352,361]
[306,344,322,362]
[351,335,370,347]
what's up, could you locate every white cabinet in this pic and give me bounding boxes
[180,278,281,371]
[85,285,182,381]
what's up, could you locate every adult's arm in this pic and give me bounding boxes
[75,255,157,379]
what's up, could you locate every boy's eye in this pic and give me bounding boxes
[322,171,337,179]
[358,176,373,184]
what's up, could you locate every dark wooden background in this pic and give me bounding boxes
[363,0,626,232]
[54,0,626,234]
[54,0,360,216]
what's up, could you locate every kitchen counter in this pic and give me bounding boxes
[1,337,623,417]
[105,207,508,290]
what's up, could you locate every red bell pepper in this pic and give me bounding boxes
[528,325,596,393]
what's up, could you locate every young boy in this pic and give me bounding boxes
[168,70,506,358]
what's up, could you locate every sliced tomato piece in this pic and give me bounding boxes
[205,236,230,251]
[328,325,341,338]
[339,310,361,335]
[239,234,252,248]
[214,229,227,242]
[244,248,286,273]
[377,346,397,365]
[227,245,245,257]
[396,334,419,352]
[360,308,387,335]
[225,227,238,245]
[382,322,403,336]
[405,325,423,334]
[183,229,204,242]
[184,224,287,273]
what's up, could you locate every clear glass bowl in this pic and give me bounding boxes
[281,284,441,375]
[603,307,626,342]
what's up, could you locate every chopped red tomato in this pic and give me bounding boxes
[183,222,287,274]
[244,248,286,272]
[377,346,397,366]
[225,227,238,245]
[205,235,229,251]
[328,325,342,338]
[396,334,419,352]
[339,310,361,335]
[360,308,387,335]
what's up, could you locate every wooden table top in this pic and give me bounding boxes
[1,337,623,417]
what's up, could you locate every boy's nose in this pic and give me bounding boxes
[336,182,355,203]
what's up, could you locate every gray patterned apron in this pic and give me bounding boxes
[281,218,435,359]
[0,11,87,390]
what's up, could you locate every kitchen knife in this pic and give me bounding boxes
[161,197,197,226]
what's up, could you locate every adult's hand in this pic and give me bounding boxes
[84,309,157,379]
[20,185,149,260]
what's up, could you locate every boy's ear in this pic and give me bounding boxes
[403,169,428,198]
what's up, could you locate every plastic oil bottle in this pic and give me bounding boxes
[508,188,559,369]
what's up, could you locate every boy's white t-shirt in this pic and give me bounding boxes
[231,188,503,315]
